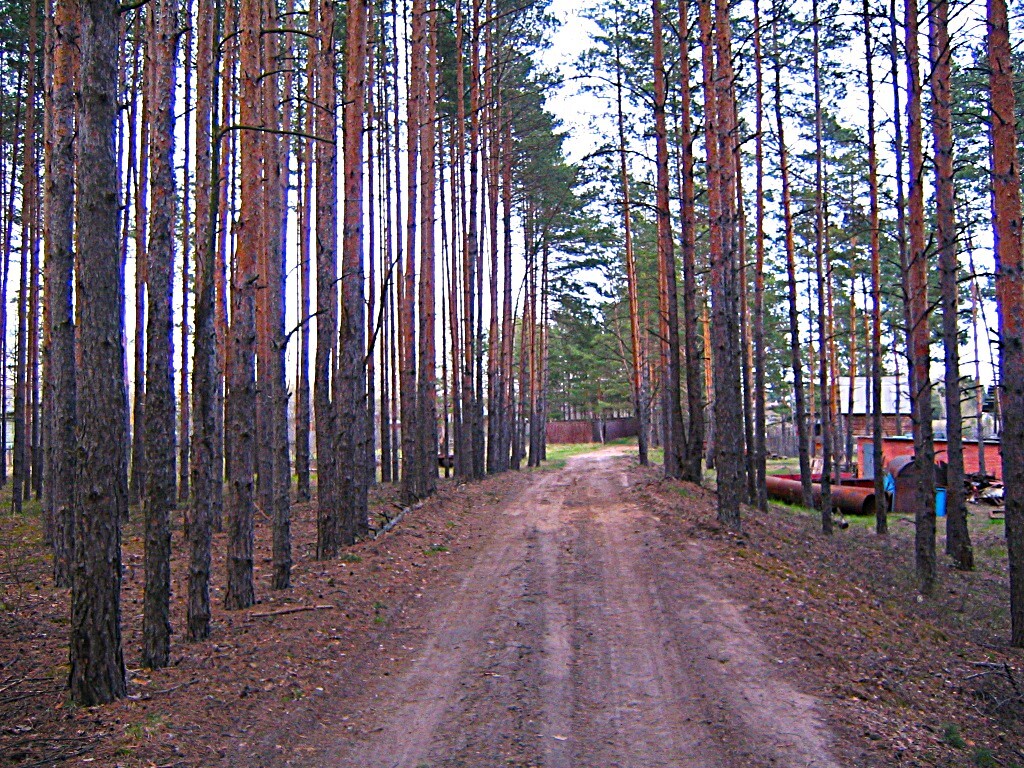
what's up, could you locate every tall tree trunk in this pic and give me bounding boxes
[615,11,648,467]
[294,82,312,502]
[969,256,987,474]
[401,0,423,499]
[863,0,886,533]
[178,2,193,504]
[653,0,686,481]
[417,6,439,495]
[366,20,378,489]
[772,5,812,508]
[224,0,262,608]
[700,0,741,528]
[13,0,40,517]
[267,0,293,589]
[141,0,177,669]
[44,0,77,587]
[751,0,767,510]
[70,0,127,704]
[314,0,341,558]
[709,0,746,524]
[906,0,936,595]
[0,78,21,491]
[378,10,395,485]
[889,0,908,442]
[465,0,484,478]
[677,0,703,485]
[339,0,370,541]
[989,0,1024,647]
[929,0,972,569]
[499,114,515,472]
[812,0,833,534]
[129,25,150,510]
[485,96,501,474]
[735,108,755,504]
[188,0,220,641]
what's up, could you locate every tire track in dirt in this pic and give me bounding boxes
[303,448,842,767]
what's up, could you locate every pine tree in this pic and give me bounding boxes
[905,0,937,595]
[141,0,177,668]
[43,0,77,587]
[70,0,128,705]
[989,0,1024,648]
[928,0,972,569]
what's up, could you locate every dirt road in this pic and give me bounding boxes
[304,448,841,767]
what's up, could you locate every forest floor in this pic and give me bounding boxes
[1,444,1023,767]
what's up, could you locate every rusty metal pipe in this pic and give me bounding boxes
[765,475,876,516]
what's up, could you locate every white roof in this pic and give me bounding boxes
[837,376,911,415]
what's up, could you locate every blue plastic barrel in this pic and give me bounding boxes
[936,487,947,517]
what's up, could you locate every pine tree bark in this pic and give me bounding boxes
[266,0,292,589]
[499,115,515,472]
[464,0,484,478]
[43,0,77,587]
[70,0,128,704]
[338,0,371,542]
[653,0,686,481]
[178,3,193,505]
[988,0,1024,647]
[889,0,908,442]
[929,0,972,569]
[13,0,40,518]
[677,0,703,485]
[401,0,423,499]
[416,7,439,495]
[772,5,812,509]
[142,0,177,668]
[224,0,261,608]
[751,0,767,511]
[187,0,220,640]
[485,101,501,474]
[314,0,342,558]
[812,0,833,534]
[864,0,886,535]
[129,28,150,510]
[906,0,937,595]
[616,10,648,468]
[708,0,746,525]
[295,94,312,502]
[0,82,20,491]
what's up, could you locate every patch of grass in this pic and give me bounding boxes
[606,436,637,446]
[539,443,604,470]
[339,553,362,564]
[942,723,966,749]
[766,457,801,474]
[973,747,997,767]
[769,499,810,516]
[125,714,164,741]
[423,544,449,556]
